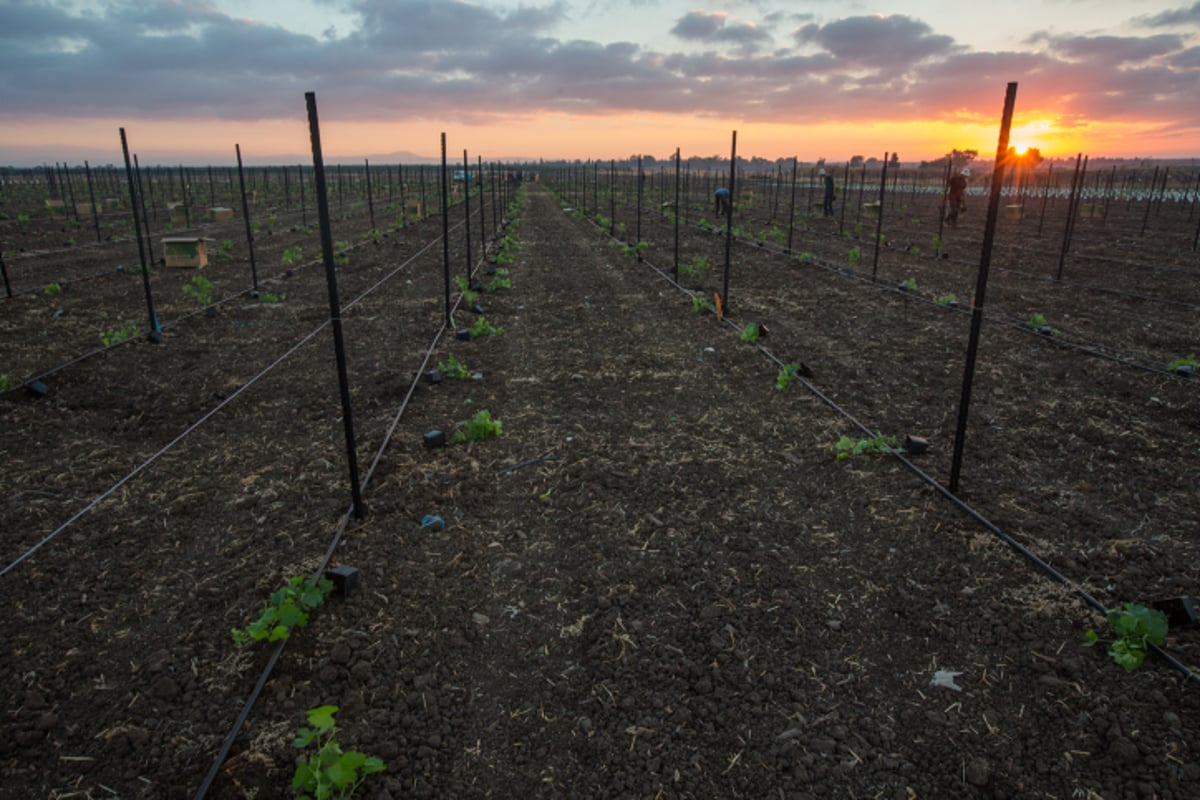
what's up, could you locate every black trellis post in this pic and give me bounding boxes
[838,161,850,237]
[786,157,798,253]
[721,131,737,315]
[304,91,366,520]
[1056,153,1085,281]
[365,159,376,231]
[440,136,452,326]
[636,155,643,252]
[478,155,486,247]
[673,147,680,281]
[120,129,162,343]
[133,155,156,266]
[948,81,1019,494]
[1139,165,1160,236]
[462,149,473,285]
[609,160,616,236]
[871,154,888,283]
[0,254,12,298]
[178,165,190,228]
[1037,164,1054,236]
[84,160,101,243]
[235,144,260,295]
[300,164,307,227]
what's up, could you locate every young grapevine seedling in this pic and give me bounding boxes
[182,275,215,307]
[281,246,303,266]
[231,575,334,645]
[44,282,64,296]
[101,322,140,347]
[1025,313,1048,332]
[775,363,803,391]
[934,293,957,307]
[690,295,713,314]
[292,705,385,800]
[437,354,470,379]
[740,322,761,343]
[1084,603,1168,671]
[834,432,902,461]
[468,315,504,339]
[451,410,503,444]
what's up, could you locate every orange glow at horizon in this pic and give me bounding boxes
[0,112,1195,165]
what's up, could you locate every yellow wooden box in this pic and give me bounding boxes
[162,237,208,268]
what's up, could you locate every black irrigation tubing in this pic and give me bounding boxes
[194,222,503,800]
[0,202,491,397]
[623,240,1200,690]
[747,235,1198,383]
[583,204,1197,381]
[0,323,329,579]
[3,212,483,564]
[607,198,1200,311]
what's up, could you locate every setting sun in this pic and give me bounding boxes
[1013,144,1029,156]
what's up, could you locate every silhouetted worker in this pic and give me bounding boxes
[714,186,731,216]
[945,168,969,226]
[819,169,836,217]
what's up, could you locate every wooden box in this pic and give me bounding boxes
[1004,204,1024,220]
[211,207,233,222]
[162,237,208,268]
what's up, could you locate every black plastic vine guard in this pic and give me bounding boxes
[1152,596,1198,628]
[471,303,485,315]
[904,434,929,455]
[424,430,446,449]
[205,307,216,318]
[25,380,49,398]
[325,566,360,598]
[455,328,470,341]
[425,369,443,384]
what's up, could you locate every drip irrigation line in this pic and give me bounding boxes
[1,206,490,397]
[194,235,501,800]
[627,245,1200,689]
[0,323,328,579]
[496,452,561,476]
[608,196,1200,308]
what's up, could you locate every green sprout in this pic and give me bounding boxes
[932,235,944,257]
[899,277,917,291]
[934,293,957,307]
[1025,313,1049,332]
[847,247,861,267]
[231,575,334,645]
[740,322,761,343]
[621,241,647,258]
[454,275,479,305]
[101,322,140,347]
[282,245,303,266]
[0,375,13,392]
[691,295,713,313]
[1084,603,1168,672]
[834,432,902,461]
[292,705,386,800]
[485,270,511,292]
[437,354,470,379]
[216,240,234,259]
[182,275,215,307]
[450,409,503,444]
[259,292,286,303]
[1166,353,1196,372]
[468,315,504,339]
[678,256,713,281]
[775,363,804,391]
[335,242,350,266]
[44,282,64,296]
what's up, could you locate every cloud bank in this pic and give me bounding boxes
[0,0,1197,139]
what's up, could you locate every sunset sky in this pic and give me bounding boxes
[1,0,1198,166]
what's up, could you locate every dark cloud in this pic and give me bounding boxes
[671,10,726,40]
[0,0,1196,143]
[1030,32,1186,64]
[795,15,959,69]
[1134,2,1200,27]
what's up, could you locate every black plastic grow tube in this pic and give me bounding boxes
[626,239,1200,690]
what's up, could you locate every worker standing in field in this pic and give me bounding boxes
[714,186,731,216]
[820,168,836,217]
[945,168,969,226]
